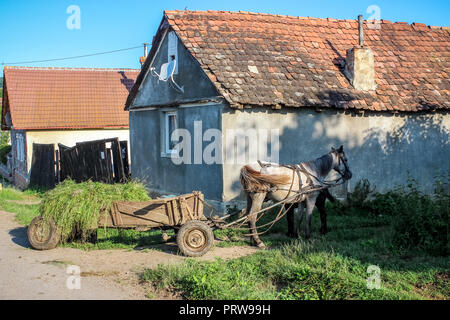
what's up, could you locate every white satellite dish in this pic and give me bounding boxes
[154,60,175,82]
[158,62,169,81]
[150,59,184,93]
[167,60,176,78]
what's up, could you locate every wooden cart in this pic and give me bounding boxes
[27,191,215,257]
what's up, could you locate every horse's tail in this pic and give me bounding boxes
[240,165,291,193]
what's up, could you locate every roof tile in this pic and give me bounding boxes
[129,10,450,112]
[2,67,139,130]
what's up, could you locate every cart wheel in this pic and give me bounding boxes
[27,216,60,250]
[177,220,213,257]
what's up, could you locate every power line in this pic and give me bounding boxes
[1,45,144,66]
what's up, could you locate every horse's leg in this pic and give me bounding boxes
[296,201,305,237]
[238,192,253,219]
[305,194,318,239]
[247,192,267,248]
[285,202,298,238]
[316,191,328,235]
[326,189,336,203]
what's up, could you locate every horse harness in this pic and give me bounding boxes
[257,161,317,199]
[257,153,347,198]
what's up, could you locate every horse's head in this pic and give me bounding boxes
[330,146,352,181]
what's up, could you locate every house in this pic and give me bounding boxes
[1,66,139,188]
[125,10,449,206]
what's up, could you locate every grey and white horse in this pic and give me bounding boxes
[239,146,352,248]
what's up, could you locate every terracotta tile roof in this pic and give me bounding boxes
[2,66,139,130]
[131,10,450,112]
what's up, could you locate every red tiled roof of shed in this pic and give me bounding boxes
[2,66,139,130]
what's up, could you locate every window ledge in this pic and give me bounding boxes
[160,151,181,159]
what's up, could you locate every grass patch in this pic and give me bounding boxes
[6,202,40,225]
[0,185,30,202]
[140,179,450,300]
[39,179,150,242]
[142,214,449,300]
[0,185,40,225]
[42,260,75,268]
[61,228,176,250]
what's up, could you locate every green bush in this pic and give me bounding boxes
[366,189,405,217]
[346,179,374,209]
[338,177,448,255]
[389,177,449,256]
[0,144,11,164]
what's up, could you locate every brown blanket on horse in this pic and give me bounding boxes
[240,165,291,193]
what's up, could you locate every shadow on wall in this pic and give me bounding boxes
[228,100,449,200]
[361,109,449,193]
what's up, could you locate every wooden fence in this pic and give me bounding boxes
[28,138,129,189]
[29,143,56,189]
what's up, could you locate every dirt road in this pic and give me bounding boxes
[0,210,258,300]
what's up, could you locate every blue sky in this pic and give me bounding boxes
[1,0,449,74]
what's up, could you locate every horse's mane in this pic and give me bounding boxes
[305,153,333,177]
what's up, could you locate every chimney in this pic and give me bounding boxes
[343,15,377,91]
[143,42,148,57]
[140,42,149,67]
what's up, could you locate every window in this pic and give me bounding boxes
[168,31,178,74]
[165,111,178,154]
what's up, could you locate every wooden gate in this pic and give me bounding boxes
[29,143,56,189]
[59,138,129,183]
[28,138,129,189]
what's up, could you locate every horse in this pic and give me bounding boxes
[239,146,352,248]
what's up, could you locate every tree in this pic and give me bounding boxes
[0,77,10,146]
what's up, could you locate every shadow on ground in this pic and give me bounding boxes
[9,226,31,249]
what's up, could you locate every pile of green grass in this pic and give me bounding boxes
[39,179,150,242]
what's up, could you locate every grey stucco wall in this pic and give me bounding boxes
[130,103,224,200]
[131,102,449,203]
[132,29,219,108]
[221,107,450,202]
